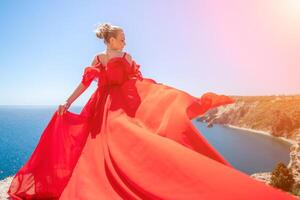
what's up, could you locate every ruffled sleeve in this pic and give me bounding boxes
[128,60,143,80]
[81,66,101,87]
[81,55,103,87]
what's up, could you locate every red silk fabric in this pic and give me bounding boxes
[7,53,297,199]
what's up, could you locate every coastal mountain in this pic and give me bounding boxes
[197,94,300,141]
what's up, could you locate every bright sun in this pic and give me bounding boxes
[280,0,300,19]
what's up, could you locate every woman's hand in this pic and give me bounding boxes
[57,101,71,116]
[56,83,87,116]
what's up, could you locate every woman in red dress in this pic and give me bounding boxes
[7,23,298,199]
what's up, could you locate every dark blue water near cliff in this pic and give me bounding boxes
[0,105,291,180]
[192,120,291,175]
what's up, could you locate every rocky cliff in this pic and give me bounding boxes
[197,94,300,141]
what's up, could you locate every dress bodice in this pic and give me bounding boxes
[81,52,143,87]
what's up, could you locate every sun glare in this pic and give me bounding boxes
[279,0,300,20]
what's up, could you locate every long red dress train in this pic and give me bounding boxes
[7,52,298,199]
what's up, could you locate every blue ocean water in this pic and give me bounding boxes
[0,105,82,180]
[0,105,291,180]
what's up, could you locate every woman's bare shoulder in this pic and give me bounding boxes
[90,53,102,66]
[124,52,133,65]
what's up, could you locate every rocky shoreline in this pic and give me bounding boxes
[250,141,300,197]
[224,124,298,146]
[0,176,12,199]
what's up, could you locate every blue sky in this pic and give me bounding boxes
[1,0,299,105]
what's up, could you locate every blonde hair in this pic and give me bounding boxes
[94,22,123,44]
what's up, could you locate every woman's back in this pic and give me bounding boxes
[96,50,133,68]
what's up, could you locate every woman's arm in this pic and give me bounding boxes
[66,55,100,104]
[57,55,99,115]
[65,82,88,105]
[57,82,88,115]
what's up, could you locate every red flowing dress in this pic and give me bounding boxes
[7,52,298,199]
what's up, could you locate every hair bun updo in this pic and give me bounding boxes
[93,22,123,44]
[95,23,112,39]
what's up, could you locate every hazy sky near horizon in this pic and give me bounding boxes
[1,0,299,105]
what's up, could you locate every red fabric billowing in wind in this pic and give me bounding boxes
[7,52,297,200]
